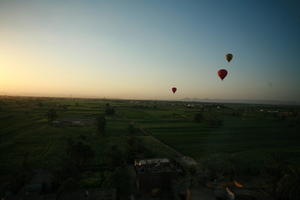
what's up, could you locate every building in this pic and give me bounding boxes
[134,158,183,194]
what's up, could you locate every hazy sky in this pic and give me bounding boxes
[1,0,300,101]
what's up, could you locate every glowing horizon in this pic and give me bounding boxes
[1,0,300,102]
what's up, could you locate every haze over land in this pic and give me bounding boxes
[1,0,300,102]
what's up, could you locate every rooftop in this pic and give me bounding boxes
[134,158,183,174]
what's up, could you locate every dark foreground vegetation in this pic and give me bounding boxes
[0,96,300,200]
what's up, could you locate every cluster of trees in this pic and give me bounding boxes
[102,139,140,198]
[4,153,33,195]
[53,137,96,197]
[93,110,143,197]
[96,103,117,137]
[53,135,134,198]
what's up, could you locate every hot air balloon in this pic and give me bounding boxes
[172,87,177,94]
[225,53,233,62]
[218,69,228,80]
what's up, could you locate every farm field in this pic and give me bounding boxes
[144,116,300,162]
[1,96,300,198]
[1,97,300,169]
[116,101,300,165]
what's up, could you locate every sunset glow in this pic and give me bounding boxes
[1,0,299,102]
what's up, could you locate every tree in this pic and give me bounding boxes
[96,115,106,136]
[46,108,57,123]
[194,113,203,123]
[105,104,115,116]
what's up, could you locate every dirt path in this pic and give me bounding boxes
[138,126,198,166]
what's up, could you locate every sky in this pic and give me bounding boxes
[0,0,300,102]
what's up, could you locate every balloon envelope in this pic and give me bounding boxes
[225,53,233,62]
[172,87,177,93]
[218,69,228,80]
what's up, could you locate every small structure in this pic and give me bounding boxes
[134,158,183,194]
[186,104,194,108]
[52,118,95,127]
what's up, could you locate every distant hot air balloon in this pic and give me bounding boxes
[172,87,177,94]
[218,69,228,80]
[225,53,233,62]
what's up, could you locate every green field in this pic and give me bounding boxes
[117,102,300,164]
[145,116,300,161]
[1,96,300,190]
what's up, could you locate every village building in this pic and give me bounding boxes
[134,158,185,199]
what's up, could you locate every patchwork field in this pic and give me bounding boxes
[1,96,300,182]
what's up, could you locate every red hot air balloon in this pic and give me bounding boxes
[172,87,177,93]
[218,69,228,80]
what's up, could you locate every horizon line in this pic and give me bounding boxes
[1,94,299,106]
